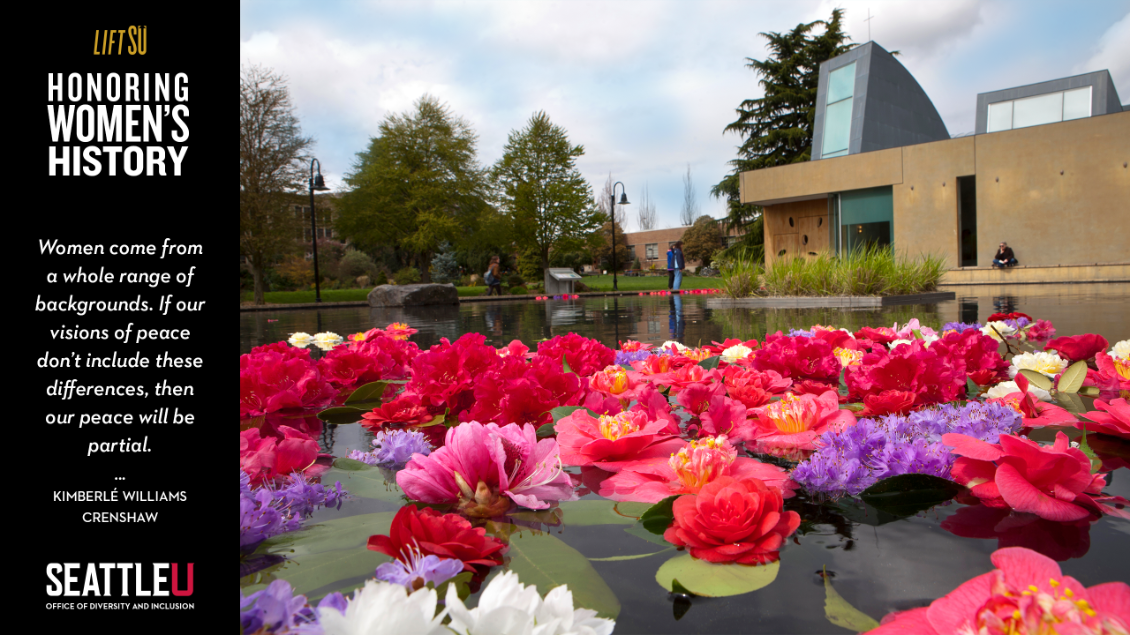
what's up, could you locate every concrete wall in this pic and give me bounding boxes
[746,111,1130,271]
[942,263,1129,285]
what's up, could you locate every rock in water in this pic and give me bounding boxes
[367,283,459,307]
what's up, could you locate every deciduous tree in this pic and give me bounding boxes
[239,65,312,304]
[680,164,699,226]
[681,216,723,267]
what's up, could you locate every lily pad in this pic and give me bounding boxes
[859,474,964,517]
[624,523,672,546]
[505,531,620,618]
[655,554,779,597]
[555,500,637,526]
[589,547,673,562]
[824,572,879,632]
[320,460,407,503]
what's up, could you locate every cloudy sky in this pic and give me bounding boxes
[240,0,1129,231]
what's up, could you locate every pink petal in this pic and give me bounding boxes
[990,547,1063,595]
[942,433,1003,461]
[995,463,1090,521]
[926,571,995,635]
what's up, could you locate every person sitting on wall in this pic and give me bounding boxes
[992,242,1018,268]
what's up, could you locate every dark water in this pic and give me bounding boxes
[240,284,1130,634]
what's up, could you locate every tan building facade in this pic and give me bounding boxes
[741,111,1130,269]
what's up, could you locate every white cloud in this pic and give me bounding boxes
[1076,12,1130,97]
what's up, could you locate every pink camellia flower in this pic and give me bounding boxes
[536,333,616,378]
[696,395,752,442]
[397,421,575,517]
[240,344,337,418]
[751,333,841,387]
[619,340,652,352]
[630,354,676,383]
[987,371,1076,428]
[722,366,791,409]
[844,339,966,410]
[662,476,801,564]
[240,427,320,485]
[1025,318,1057,343]
[629,385,682,435]
[361,394,436,430]
[1079,398,1130,439]
[555,409,684,471]
[497,339,530,358]
[854,325,899,347]
[1047,333,1109,362]
[662,364,722,393]
[589,365,648,405]
[941,328,1010,387]
[1095,352,1130,393]
[675,381,727,416]
[598,436,795,503]
[944,431,1130,521]
[384,322,417,341]
[748,391,856,450]
[870,547,1130,635]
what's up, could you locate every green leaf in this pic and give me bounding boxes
[249,512,397,601]
[417,412,446,428]
[624,523,672,546]
[859,474,964,517]
[344,381,393,407]
[1019,369,1053,391]
[620,364,635,372]
[589,548,673,562]
[316,406,367,424]
[505,531,620,618]
[1077,423,1101,474]
[966,377,982,400]
[1058,361,1088,394]
[536,422,557,439]
[697,356,721,370]
[1080,386,1101,396]
[824,570,880,633]
[832,498,904,527]
[550,405,586,422]
[639,495,680,535]
[331,457,372,471]
[1055,392,1087,415]
[911,329,923,340]
[563,356,574,374]
[655,554,779,597]
[839,368,849,397]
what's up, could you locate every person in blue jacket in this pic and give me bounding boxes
[672,241,685,291]
[666,245,676,289]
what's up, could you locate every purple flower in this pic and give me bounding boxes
[787,328,815,338]
[240,579,319,634]
[792,401,1021,496]
[942,322,981,334]
[374,544,464,591]
[614,349,653,366]
[240,472,348,552]
[348,429,432,469]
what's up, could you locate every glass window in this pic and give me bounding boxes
[987,101,1013,132]
[1063,87,1091,121]
[1013,92,1063,129]
[645,243,658,259]
[822,100,852,156]
[827,63,856,104]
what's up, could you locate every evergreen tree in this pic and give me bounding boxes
[711,9,854,252]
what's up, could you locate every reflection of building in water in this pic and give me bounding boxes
[992,295,1019,315]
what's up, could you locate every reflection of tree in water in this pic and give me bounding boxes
[785,490,857,549]
[709,304,944,342]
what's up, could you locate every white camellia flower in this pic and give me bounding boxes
[319,580,449,635]
[1112,339,1130,361]
[446,571,615,635]
[986,380,1052,402]
[980,321,1016,343]
[314,331,343,344]
[721,344,753,363]
[288,332,314,346]
[1008,351,1069,379]
[661,340,687,353]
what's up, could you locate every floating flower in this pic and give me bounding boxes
[1079,398,1130,439]
[397,421,575,515]
[630,353,675,378]
[317,580,450,635]
[555,408,683,471]
[537,333,616,378]
[314,331,343,345]
[941,321,982,335]
[444,570,616,635]
[1095,351,1130,394]
[367,505,506,587]
[614,349,652,367]
[748,391,856,451]
[985,380,1051,402]
[721,365,791,410]
[240,579,318,634]
[833,347,863,367]
[288,332,314,346]
[240,472,346,551]
[361,395,435,430]
[385,322,417,341]
[845,339,966,412]
[1008,351,1069,379]
[662,476,801,564]
[240,427,320,485]
[792,402,1021,496]
[1025,318,1057,343]
[870,547,1130,635]
[589,364,647,404]
[981,321,1017,342]
[1047,333,1109,362]
[619,340,652,352]
[374,546,464,591]
[240,344,337,418]
[662,340,688,353]
[751,333,841,387]
[599,436,794,503]
[945,431,1128,521]
[986,372,1075,427]
[348,429,433,468]
[942,328,1010,387]
[1113,339,1130,361]
[721,343,754,363]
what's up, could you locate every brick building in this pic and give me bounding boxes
[620,223,743,272]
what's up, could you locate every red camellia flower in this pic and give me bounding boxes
[367,505,506,589]
[1079,398,1130,439]
[854,326,899,346]
[239,344,336,418]
[361,394,435,429]
[662,476,800,564]
[317,333,417,390]
[845,340,966,411]
[748,391,856,450]
[1094,352,1130,393]
[987,311,1032,322]
[945,431,1129,521]
[1047,333,1109,362]
[722,365,791,409]
[941,328,1010,387]
[751,333,841,387]
[871,547,1130,635]
[239,427,320,484]
[404,334,500,417]
[536,333,616,378]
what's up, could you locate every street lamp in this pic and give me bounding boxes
[309,158,330,302]
[610,182,629,292]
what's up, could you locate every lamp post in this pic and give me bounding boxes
[309,158,330,302]
[610,181,629,292]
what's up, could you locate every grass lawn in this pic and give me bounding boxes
[580,274,720,292]
[240,288,374,304]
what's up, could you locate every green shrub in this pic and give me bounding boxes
[373,270,388,286]
[509,286,527,295]
[393,267,421,285]
[718,258,763,298]
[275,255,313,290]
[337,249,377,281]
[506,273,525,288]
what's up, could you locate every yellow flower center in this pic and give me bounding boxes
[598,413,639,441]
[1114,357,1130,381]
[668,436,736,491]
[765,393,815,434]
[601,366,630,394]
[978,578,1101,635]
[834,347,863,367]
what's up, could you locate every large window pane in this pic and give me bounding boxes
[1013,92,1063,129]
[822,99,852,156]
[987,101,1013,132]
[827,63,856,104]
[1063,87,1091,120]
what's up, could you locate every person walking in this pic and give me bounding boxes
[666,245,676,289]
[672,241,685,291]
[485,256,503,296]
